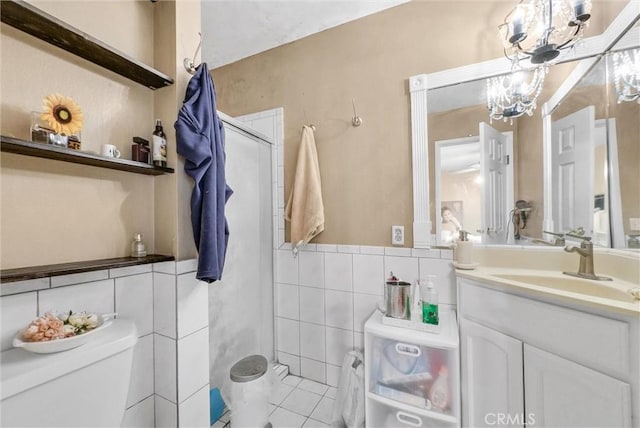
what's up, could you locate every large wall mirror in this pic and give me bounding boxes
[410,1,639,250]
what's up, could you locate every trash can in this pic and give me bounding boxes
[229,355,272,428]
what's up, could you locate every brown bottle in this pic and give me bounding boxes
[152,119,167,168]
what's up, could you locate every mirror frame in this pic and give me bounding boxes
[409,1,640,249]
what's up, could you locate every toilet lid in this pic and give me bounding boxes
[230,354,268,383]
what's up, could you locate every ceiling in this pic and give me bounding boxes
[200,0,409,69]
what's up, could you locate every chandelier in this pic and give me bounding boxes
[499,0,592,65]
[487,60,548,122]
[612,48,640,104]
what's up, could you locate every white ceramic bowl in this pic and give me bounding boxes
[12,314,115,354]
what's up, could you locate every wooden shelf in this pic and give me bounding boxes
[1,136,174,176]
[0,0,174,90]
[1,255,175,284]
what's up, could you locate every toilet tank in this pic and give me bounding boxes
[1,318,138,427]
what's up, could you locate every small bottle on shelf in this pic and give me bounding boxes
[131,233,147,258]
[152,119,167,168]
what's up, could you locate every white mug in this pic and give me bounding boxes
[101,144,121,159]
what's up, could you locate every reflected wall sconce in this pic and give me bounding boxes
[613,48,640,104]
[499,0,592,65]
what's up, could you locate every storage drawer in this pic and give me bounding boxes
[367,334,459,418]
[367,395,456,428]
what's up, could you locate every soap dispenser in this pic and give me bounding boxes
[421,275,439,326]
[455,230,474,266]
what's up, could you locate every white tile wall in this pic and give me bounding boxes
[277,283,300,320]
[110,264,152,278]
[0,278,49,296]
[116,273,154,336]
[154,333,178,402]
[122,395,155,428]
[178,384,210,428]
[127,334,155,407]
[0,292,37,351]
[299,251,325,288]
[155,395,178,428]
[274,244,456,387]
[177,327,210,403]
[176,273,208,338]
[299,286,324,325]
[153,272,177,338]
[300,322,325,361]
[38,279,114,316]
[51,270,109,288]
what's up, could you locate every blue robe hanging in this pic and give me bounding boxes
[175,63,233,283]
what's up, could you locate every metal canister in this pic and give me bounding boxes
[385,280,412,319]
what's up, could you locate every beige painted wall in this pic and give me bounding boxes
[212,1,623,247]
[0,1,200,269]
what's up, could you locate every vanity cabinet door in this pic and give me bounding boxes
[460,318,524,428]
[524,344,632,428]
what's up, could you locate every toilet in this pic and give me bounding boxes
[1,318,137,427]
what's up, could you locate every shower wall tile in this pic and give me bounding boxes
[325,327,354,366]
[127,334,154,407]
[277,250,298,285]
[353,254,384,295]
[0,292,37,351]
[122,395,154,428]
[110,264,152,278]
[38,279,114,316]
[278,351,301,376]
[383,256,419,284]
[299,286,324,325]
[299,251,324,288]
[154,261,177,275]
[153,273,176,338]
[300,322,325,361]
[176,259,198,275]
[277,317,300,355]
[177,327,210,403]
[116,273,153,336]
[353,293,380,333]
[275,245,457,380]
[301,357,326,384]
[418,258,456,305]
[176,273,208,338]
[155,395,178,428]
[154,333,177,403]
[325,290,353,330]
[51,270,109,288]
[178,384,210,428]
[0,277,49,296]
[324,253,352,292]
[277,283,299,320]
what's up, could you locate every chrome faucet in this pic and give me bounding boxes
[532,231,565,246]
[563,240,612,281]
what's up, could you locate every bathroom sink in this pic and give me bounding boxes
[491,273,638,303]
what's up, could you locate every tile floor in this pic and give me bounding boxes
[212,376,337,428]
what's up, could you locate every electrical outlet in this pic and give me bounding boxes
[392,225,405,246]
[630,218,640,231]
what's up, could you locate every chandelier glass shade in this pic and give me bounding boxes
[499,0,592,65]
[612,48,640,104]
[487,62,547,122]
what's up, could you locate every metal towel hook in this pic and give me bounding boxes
[351,99,363,127]
[184,32,202,75]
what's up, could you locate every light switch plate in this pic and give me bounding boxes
[392,225,405,246]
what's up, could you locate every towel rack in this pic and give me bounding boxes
[184,32,202,75]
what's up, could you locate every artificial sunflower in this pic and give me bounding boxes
[41,93,83,135]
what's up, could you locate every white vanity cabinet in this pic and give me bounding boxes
[364,310,461,428]
[458,278,637,427]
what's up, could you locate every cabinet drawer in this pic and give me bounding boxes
[366,395,456,428]
[367,334,459,418]
[459,279,630,377]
